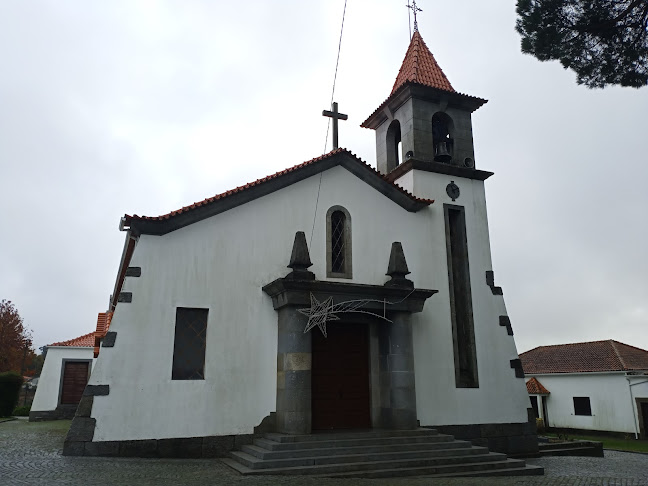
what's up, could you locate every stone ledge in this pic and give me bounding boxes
[65,434,257,458]
[429,422,539,457]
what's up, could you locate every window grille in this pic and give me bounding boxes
[573,397,592,416]
[331,211,346,273]
[326,206,352,278]
[172,307,208,380]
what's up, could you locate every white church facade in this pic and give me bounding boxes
[64,31,538,460]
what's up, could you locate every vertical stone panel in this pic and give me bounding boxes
[376,313,417,429]
[276,307,312,434]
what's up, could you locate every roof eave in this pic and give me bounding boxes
[123,151,432,236]
[361,82,488,130]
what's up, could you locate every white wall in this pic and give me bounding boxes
[31,346,94,412]
[526,373,648,434]
[89,162,529,442]
[402,169,529,426]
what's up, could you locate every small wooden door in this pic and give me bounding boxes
[640,402,648,438]
[60,361,89,405]
[312,322,371,430]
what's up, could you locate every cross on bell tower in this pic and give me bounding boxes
[406,0,423,38]
[322,102,348,150]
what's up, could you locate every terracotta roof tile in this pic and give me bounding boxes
[391,31,454,95]
[520,340,648,374]
[361,32,486,129]
[124,148,433,224]
[49,331,95,348]
[94,312,113,358]
[526,377,550,394]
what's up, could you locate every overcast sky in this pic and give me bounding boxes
[1,0,646,354]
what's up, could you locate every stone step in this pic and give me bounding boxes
[222,456,533,477]
[232,445,491,469]
[253,433,455,451]
[243,439,473,460]
[539,446,604,457]
[225,451,507,475]
[263,428,438,443]
[317,460,544,479]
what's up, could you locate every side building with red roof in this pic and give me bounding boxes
[64,28,538,462]
[29,331,95,421]
[29,312,113,421]
[520,340,648,438]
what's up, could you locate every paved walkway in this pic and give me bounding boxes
[1,419,647,485]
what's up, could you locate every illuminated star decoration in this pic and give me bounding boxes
[298,294,339,337]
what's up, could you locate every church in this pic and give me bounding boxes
[64,27,539,474]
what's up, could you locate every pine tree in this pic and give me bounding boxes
[516,0,648,88]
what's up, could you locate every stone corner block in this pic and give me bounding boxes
[65,417,96,442]
[83,384,110,396]
[62,441,86,456]
[499,315,514,336]
[75,396,94,418]
[118,292,132,303]
[510,359,525,378]
[102,332,117,348]
[125,266,142,277]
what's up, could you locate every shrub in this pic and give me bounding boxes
[12,405,30,416]
[0,372,23,417]
[536,417,545,433]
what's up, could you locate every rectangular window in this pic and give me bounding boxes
[172,307,208,380]
[444,204,478,388]
[573,397,592,416]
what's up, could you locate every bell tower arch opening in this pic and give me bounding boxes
[386,119,402,172]
[432,112,454,163]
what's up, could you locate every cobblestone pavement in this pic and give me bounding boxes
[1,419,647,486]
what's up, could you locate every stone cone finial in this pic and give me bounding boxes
[286,231,315,280]
[385,242,413,288]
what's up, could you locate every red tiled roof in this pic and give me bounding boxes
[123,148,433,225]
[526,377,550,395]
[94,312,113,358]
[361,33,486,129]
[391,31,455,95]
[49,331,95,348]
[520,340,648,374]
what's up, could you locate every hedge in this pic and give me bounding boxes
[0,372,23,417]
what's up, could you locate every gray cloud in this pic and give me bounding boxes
[1,0,646,353]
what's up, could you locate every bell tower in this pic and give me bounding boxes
[361,31,487,174]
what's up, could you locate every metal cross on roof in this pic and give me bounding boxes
[322,102,348,151]
[406,0,423,37]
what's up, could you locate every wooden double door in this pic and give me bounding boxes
[311,322,371,430]
[60,361,90,405]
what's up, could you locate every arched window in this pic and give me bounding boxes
[432,112,454,162]
[385,119,402,172]
[326,206,352,278]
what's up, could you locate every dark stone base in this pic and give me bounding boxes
[429,420,539,457]
[64,412,276,458]
[29,405,77,422]
[63,433,257,458]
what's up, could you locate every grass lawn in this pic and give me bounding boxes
[546,432,648,453]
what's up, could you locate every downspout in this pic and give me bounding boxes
[625,374,648,439]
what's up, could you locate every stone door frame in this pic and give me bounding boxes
[263,278,435,435]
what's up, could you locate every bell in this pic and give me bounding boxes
[434,142,452,162]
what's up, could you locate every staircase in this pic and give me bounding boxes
[222,429,543,478]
